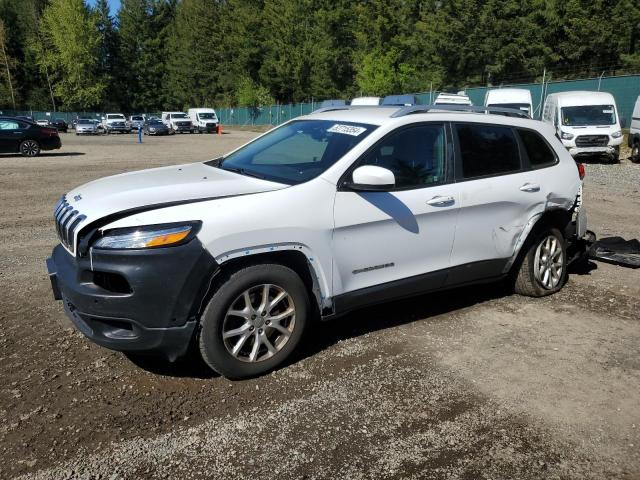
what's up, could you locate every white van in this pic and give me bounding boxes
[485,88,533,118]
[47,106,589,378]
[161,111,194,134]
[350,97,381,106]
[434,92,472,106]
[542,91,623,162]
[188,108,219,133]
[629,96,639,162]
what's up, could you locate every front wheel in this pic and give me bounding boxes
[514,228,567,297]
[632,144,639,163]
[198,264,310,379]
[19,139,40,157]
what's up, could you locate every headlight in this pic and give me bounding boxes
[561,131,574,140]
[149,127,156,131]
[611,130,622,138]
[93,222,200,250]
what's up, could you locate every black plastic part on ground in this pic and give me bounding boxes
[589,236,640,268]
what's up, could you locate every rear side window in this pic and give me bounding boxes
[455,124,521,179]
[518,129,556,168]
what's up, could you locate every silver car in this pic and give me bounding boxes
[75,119,98,135]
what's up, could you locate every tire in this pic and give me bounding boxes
[19,139,40,157]
[514,228,567,297]
[198,263,310,379]
[632,144,639,163]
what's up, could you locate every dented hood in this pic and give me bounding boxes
[64,162,287,226]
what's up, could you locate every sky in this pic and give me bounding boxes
[86,0,121,15]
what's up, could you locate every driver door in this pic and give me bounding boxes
[332,123,459,299]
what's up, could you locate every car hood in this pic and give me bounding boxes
[64,162,288,230]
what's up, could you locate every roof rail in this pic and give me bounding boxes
[312,106,352,114]
[390,104,530,119]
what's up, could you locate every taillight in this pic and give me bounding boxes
[577,162,585,180]
[42,128,58,136]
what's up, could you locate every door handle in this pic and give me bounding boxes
[426,195,455,206]
[520,183,540,192]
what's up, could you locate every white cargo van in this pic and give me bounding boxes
[542,91,623,162]
[161,111,194,134]
[350,97,381,106]
[485,88,533,118]
[434,92,472,106]
[188,108,219,133]
[629,96,639,162]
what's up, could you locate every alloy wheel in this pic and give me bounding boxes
[222,284,296,363]
[533,235,564,290]
[20,140,39,157]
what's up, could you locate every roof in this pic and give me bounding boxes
[302,105,551,132]
[546,90,616,107]
[485,88,532,103]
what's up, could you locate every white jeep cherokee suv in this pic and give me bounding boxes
[46,105,589,379]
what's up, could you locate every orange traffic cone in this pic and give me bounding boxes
[217,124,222,135]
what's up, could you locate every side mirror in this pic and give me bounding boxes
[348,165,395,191]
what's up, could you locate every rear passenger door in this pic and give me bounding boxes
[448,123,549,283]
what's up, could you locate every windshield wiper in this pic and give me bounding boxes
[221,165,267,180]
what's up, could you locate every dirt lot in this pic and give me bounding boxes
[0,131,639,479]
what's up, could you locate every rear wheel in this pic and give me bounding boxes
[19,139,40,157]
[198,264,310,379]
[632,143,639,163]
[514,228,567,297]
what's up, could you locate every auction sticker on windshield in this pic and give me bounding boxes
[327,124,367,136]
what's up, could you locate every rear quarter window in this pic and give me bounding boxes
[455,123,521,179]
[518,129,557,168]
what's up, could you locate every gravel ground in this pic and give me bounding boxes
[0,131,639,479]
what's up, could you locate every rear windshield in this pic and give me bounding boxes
[78,120,92,125]
[488,103,531,114]
[131,116,144,121]
[214,120,377,185]
[561,105,616,126]
[107,114,125,119]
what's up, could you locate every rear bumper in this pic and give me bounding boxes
[46,239,218,360]
[41,137,62,150]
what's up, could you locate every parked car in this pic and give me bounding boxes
[628,95,639,163]
[319,99,348,109]
[188,108,219,133]
[485,88,533,118]
[103,113,131,134]
[434,92,473,106]
[0,116,61,156]
[381,94,418,106]
[162,111,194,134]
[46,106,589,379]
[128,115,145,131]
[350,97,381,106]
[143,118,170,136]
[542,91,623,163]
[75,118,98,135]
[36,119,50,126]
[50,118,68,133]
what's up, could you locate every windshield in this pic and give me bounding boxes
[488,102,530,114]
[107,115,125,120]
[171,113,188,119]
[198,112,216,119]
[561,105,616,126]
[78,120,92,125]
[131,116,144,121]
[214,120,376,185]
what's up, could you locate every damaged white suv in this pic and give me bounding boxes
[47,105,589,379]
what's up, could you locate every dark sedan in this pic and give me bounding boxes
[143,119,170,136]
[0,116,62,157]
[50,118,68,133]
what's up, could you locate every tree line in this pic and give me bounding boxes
[0,0,639,112]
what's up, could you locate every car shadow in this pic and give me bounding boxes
[129,281,510,380]
[1,152,85,158]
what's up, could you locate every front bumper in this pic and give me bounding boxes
[199,123,218,132]
[568,145,618,157]
[46,238,218,360]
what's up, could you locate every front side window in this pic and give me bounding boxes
[561,105,616,126]
[518,129,556,168]
[199,113,216,119]
[456,124,521,179]
[357,124,446,189]
[216,120,376,185]
[171,113,188,119]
